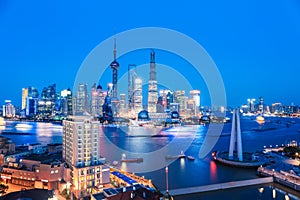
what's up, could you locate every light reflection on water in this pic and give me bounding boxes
[0,117,299,199]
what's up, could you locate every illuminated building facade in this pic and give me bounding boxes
[190,90,200,116]
[110,38,120,116]
[2,100,15,118]
[90,84,105,117]
[148,51,158,113]
[75,84,89,115]
[22,88,28,110]
[119,93,126,117]
[61,88,73,116]
[38,84,57,118]
[62,116,110,199]
[133,78,143,116]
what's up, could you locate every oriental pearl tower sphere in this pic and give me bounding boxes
[110,37,119,99]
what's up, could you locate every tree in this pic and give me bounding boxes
[0,184,8,194]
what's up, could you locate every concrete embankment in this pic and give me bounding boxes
[165,177,273,196]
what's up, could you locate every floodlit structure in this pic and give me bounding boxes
[148,51,158,113]
[228,109,243,161]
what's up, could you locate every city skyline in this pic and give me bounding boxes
[1,1,300,107]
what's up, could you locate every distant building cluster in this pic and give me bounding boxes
[240,97,300,116]
[1,40,202,123]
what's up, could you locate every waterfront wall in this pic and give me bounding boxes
[166,177,273,196]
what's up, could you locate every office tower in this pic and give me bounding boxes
[156,96,164,113]
[25,97,38,117]
[147,51,158,113]
[2,100,15,118]
[166,91,173,109]
[119,93,126,117]
[91,84,106,117]
[190,90,200,107]
[102,84,113,123]
[62,116,110,199]
[75,83,89,115]
[258,97,264,113]
[190,90,200,115]
[61,88,73,116]
[186,99,196,117]
[127,64,137,114]
[28,86,39,98]
[22,86,39,116]
[110,38,120,116]
[174,90,188,117]
[134,78,143,115]
[22,88,28,110]
[247,98,256,113]
[38,84,56,118]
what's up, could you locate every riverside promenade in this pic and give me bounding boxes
[164,177,273,196]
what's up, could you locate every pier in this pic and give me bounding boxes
[164,177,273,196]
[258,167,300,191]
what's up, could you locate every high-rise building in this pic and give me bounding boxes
[38,84,56,118]
[119,93,126,117]
[174,90,188,117]
[90,84,105,117]
[258,97,264,113]
[28,86,39,98]
[110,38,120,116]
[22,86,39,115]
[156,96,164,113]
[25,97,38,117]
[190,90,200,116]
[127,64,137,115]
[61,88,73,116]
[166,91,173,109]
[75,84,89,115]
[2,100,15,118]
[62,116,110,199]
[148,51,158,113]
[22,88,28,110]
[134,78,143,115]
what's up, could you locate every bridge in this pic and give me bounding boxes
[164,177,273,196]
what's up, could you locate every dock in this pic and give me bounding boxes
[257,167,300,191]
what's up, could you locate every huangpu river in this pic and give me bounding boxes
[1,115,300,199]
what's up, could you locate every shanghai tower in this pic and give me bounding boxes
[147,50,158,113]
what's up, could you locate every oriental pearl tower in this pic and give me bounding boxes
[110,37,120,116]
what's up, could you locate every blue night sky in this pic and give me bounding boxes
[0,0,300,107]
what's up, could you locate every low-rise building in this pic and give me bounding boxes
[0,136,15,154]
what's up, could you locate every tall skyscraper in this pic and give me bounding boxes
[38,84,56,118]
[127,64,137,114]
[258,97,264,113]
[119,93,126,117]
[62,116,110,199]
[22,88,28,110]
[90,84,105,117]
[61,88,73,116]
[190,90,200,116]
[75,83,89,115]
[148,51,158,113]
[134,78,143,115]
[110,38,120,116]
